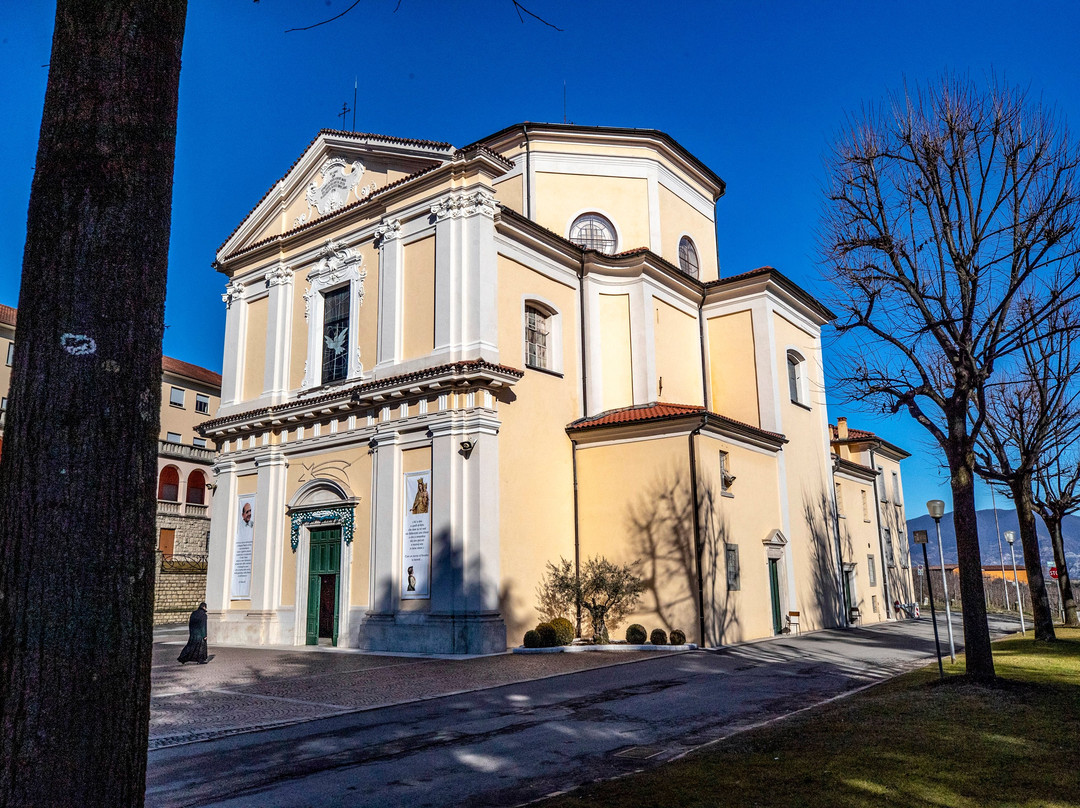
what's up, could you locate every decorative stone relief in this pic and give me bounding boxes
[264,263,294,288]
[430,189,498,220]
[307,240,367,296]
[290,506,355,551]
[221,280,245,308]
[373,218,402,245]
[294,158,376,226]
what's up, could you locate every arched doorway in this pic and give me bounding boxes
[288,479,357,647]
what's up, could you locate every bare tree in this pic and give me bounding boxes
[821,76,1080,679]
[1032,432,1080,627]
[975,303,1080,639]
[0,2,186,806]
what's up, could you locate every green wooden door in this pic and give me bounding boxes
[306,526,342,645]
[769,558,783,635]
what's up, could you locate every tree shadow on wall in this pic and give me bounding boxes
[627,468,740,647]
[802,485,846,629]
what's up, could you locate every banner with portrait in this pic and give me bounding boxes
[401,471,431,600]
[231,493,255,599]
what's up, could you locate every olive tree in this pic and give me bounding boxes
[821,76,1080,678]
[540,557,645,642]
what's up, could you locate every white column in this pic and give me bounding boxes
[220,283,247,407]
[262,263,294,403]
[249,447,288,612]
[460,191,500,360]
[369,429,401,612]
[374,219,403,371]
[206,459,237,611]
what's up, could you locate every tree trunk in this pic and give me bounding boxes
[947,420,995,679]
[1009,478,1056,641]
[0,3,186,806]
[1045,513,1079,627]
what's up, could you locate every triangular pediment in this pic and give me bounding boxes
[217,130,454,263]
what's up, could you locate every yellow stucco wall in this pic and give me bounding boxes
[658,183,718,281]
[242,296,268,401]
[496,253,580,644]
[534,172,650,252]
[599,293,633,411]
[653,298,702,406]
[402,235,436,360]
[706,310,759,426]
[575,432,784,646]
[494,174,524,214]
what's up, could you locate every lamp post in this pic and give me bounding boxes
[926,500,956,662]
[1005,530,1026,636]
[991,486,1009,610]
[913,530,944,680]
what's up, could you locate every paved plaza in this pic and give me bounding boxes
[147,614,1020,807]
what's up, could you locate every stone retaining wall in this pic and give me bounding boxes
[154,560,207,626]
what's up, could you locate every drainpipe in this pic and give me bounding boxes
[578,252,589,417]
[830,456,849,628]
[571,438,582,638]
[697,290,709,408]
[523,124,532,219]
[869,445,894,618]
[688,415,708,646]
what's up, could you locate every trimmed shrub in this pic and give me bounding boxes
[550,616,575,646]
[625,624,647,644]
[650,628,668,646]
[523,630,541,649]
[535,622,559,648]
[669,628,687,645]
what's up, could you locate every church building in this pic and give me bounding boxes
[199,123,912,652]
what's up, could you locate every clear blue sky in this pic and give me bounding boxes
[3,1,1079,517]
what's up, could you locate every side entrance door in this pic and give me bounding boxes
[768,558,783,635]
[306,526,341,646]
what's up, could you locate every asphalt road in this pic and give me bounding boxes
[145,613,1019,808]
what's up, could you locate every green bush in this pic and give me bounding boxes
[626,624,647,644]
[550,616,575,646]
[669,628,687,645]
[535,622,559,648]
[523,629,541,648]
[650,628,668,646]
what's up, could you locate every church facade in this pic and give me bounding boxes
[200,123,912,652]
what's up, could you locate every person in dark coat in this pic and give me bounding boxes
[177,602,209,664]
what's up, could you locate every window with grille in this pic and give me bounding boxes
[321,286,350,384]
[569,213,616,253]
[678,236,700,278]
[195,393,210,414]
[525,306,550,369]
[725,543,740,591]
[868,554,877,586]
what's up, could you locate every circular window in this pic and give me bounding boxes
[569,213,617,253]
[678,237,700,278]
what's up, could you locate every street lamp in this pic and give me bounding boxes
[913,530,944,679]
[926,500,956,663]
[1004,530,1026,636]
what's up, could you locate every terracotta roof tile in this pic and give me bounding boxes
[829,423,880,442]
[162,356,222,388]
[0,303,15,327]
[567,402,785,443]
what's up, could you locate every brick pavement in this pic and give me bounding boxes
[150,635,667,751]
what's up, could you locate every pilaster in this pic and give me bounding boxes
[249,447,288,612]
[220,282,247,407]
[262,262,294,403]
[205,459,238,610]
[374,219,403,370]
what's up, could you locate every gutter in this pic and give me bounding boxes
[688,415,708,646]
[571,438,582,638]
[830,456,849,628]
[868,444,894,618]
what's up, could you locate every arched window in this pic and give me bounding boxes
[158,466,180,502]
[678,237,700,278]
[525,305,551,369]
[787,351,805,405]
[186,469,207,505]
[569,213,617,253]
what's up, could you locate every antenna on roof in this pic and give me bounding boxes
[337,101,351,131]
[352,77,357,131]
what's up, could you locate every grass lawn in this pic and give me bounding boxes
[539,627,1080,808]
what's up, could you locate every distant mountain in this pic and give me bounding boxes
[906,509,1080,577]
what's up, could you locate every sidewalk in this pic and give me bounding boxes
[151,633,667,749]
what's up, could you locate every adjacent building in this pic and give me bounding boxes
[0,304,222,623]
[199,122,912,653]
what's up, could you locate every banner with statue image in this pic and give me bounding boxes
[401,471,431,600]
[231,494,255,599]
